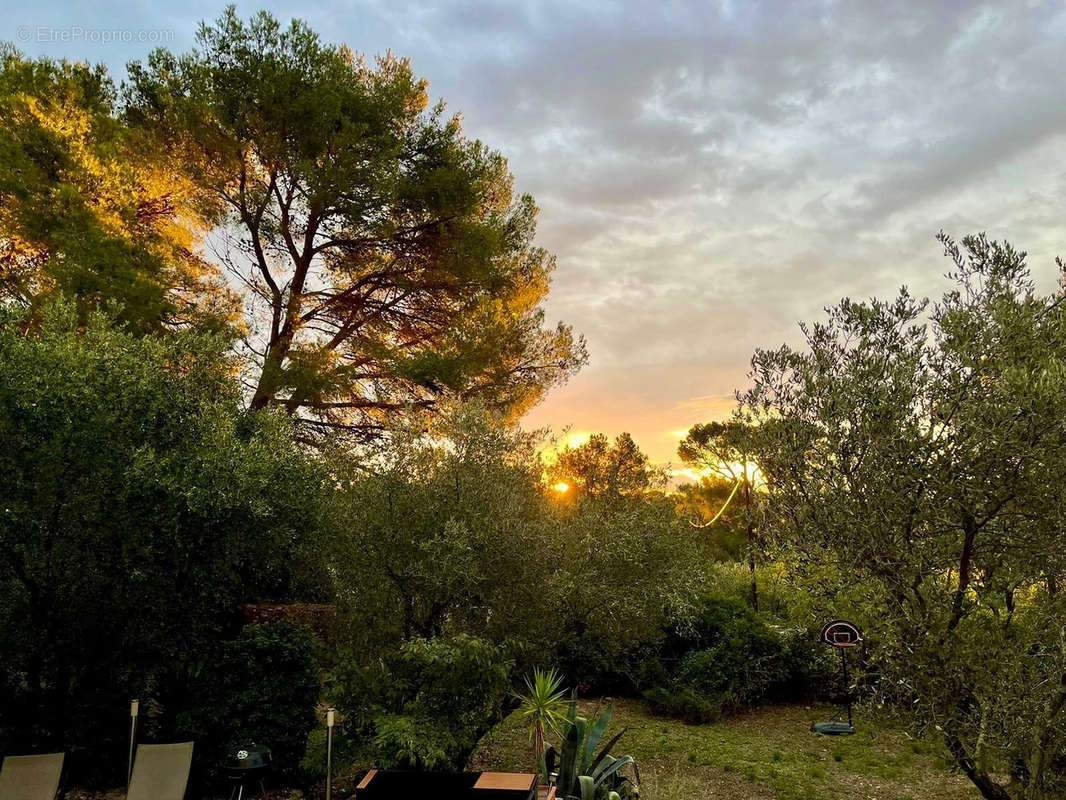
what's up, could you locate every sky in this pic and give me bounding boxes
[8,0,1066,467]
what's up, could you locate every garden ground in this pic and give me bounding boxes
[469,699,980,800]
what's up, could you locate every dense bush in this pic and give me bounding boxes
[0,305,328,785]
[642,686,720,725]
[335,635,513,771]
[177,622,321,780]
[553,632,666,697]
[645,596,830,720]
[550,493,702,690]
[672,598,785,706]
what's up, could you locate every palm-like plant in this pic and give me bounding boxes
[515,667,569,779]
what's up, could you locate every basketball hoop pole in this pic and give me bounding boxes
[841,648,852,728]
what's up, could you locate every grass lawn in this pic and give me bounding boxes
[469,699,980,800]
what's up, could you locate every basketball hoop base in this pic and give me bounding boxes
[812,721,855,736]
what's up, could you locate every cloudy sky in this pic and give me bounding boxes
[11,0,1066,465]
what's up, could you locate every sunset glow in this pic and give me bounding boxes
[5,4,1060,795]
[670,461,764,488]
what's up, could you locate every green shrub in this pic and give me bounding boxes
[675,635,783,708]
[646,595,828,719]
[178,622,320,780]
[337,635,513,771]
[554,633,665,696]
[775,627,837,700]
[642,686,720,725]
[0,305,329,785]
[371,714,457,771]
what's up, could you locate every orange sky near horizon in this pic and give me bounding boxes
[523,359,745,468]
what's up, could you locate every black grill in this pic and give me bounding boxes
[225,743,271,800]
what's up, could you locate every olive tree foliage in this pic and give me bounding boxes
[550,488,702,690]
[740,233,1066,800]
[327,409,701,700]
[543,431,702,687]
[126,9,585,440]
[0,302,328,781]
[327,404,560,658]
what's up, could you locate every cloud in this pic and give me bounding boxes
[13,0,1066,461]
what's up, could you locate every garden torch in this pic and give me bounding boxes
[127,698,139,791]
[326,707,336,800]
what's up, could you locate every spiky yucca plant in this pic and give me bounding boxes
[515,668,569,781]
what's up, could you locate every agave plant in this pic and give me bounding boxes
[515,667,569,779]
[554,695,639,800]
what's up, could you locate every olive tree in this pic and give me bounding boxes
[741,234,1066,800]
[327,409,700,700]
[327,404,560,656]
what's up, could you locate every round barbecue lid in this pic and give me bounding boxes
[225,743,272,770]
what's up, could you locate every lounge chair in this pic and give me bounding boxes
[127,742,193,800]
[0,752,64,800]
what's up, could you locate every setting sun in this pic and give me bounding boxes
[552,481,570,493]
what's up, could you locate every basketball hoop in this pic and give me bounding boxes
[820,620,863,649]
[812,619,863,736]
